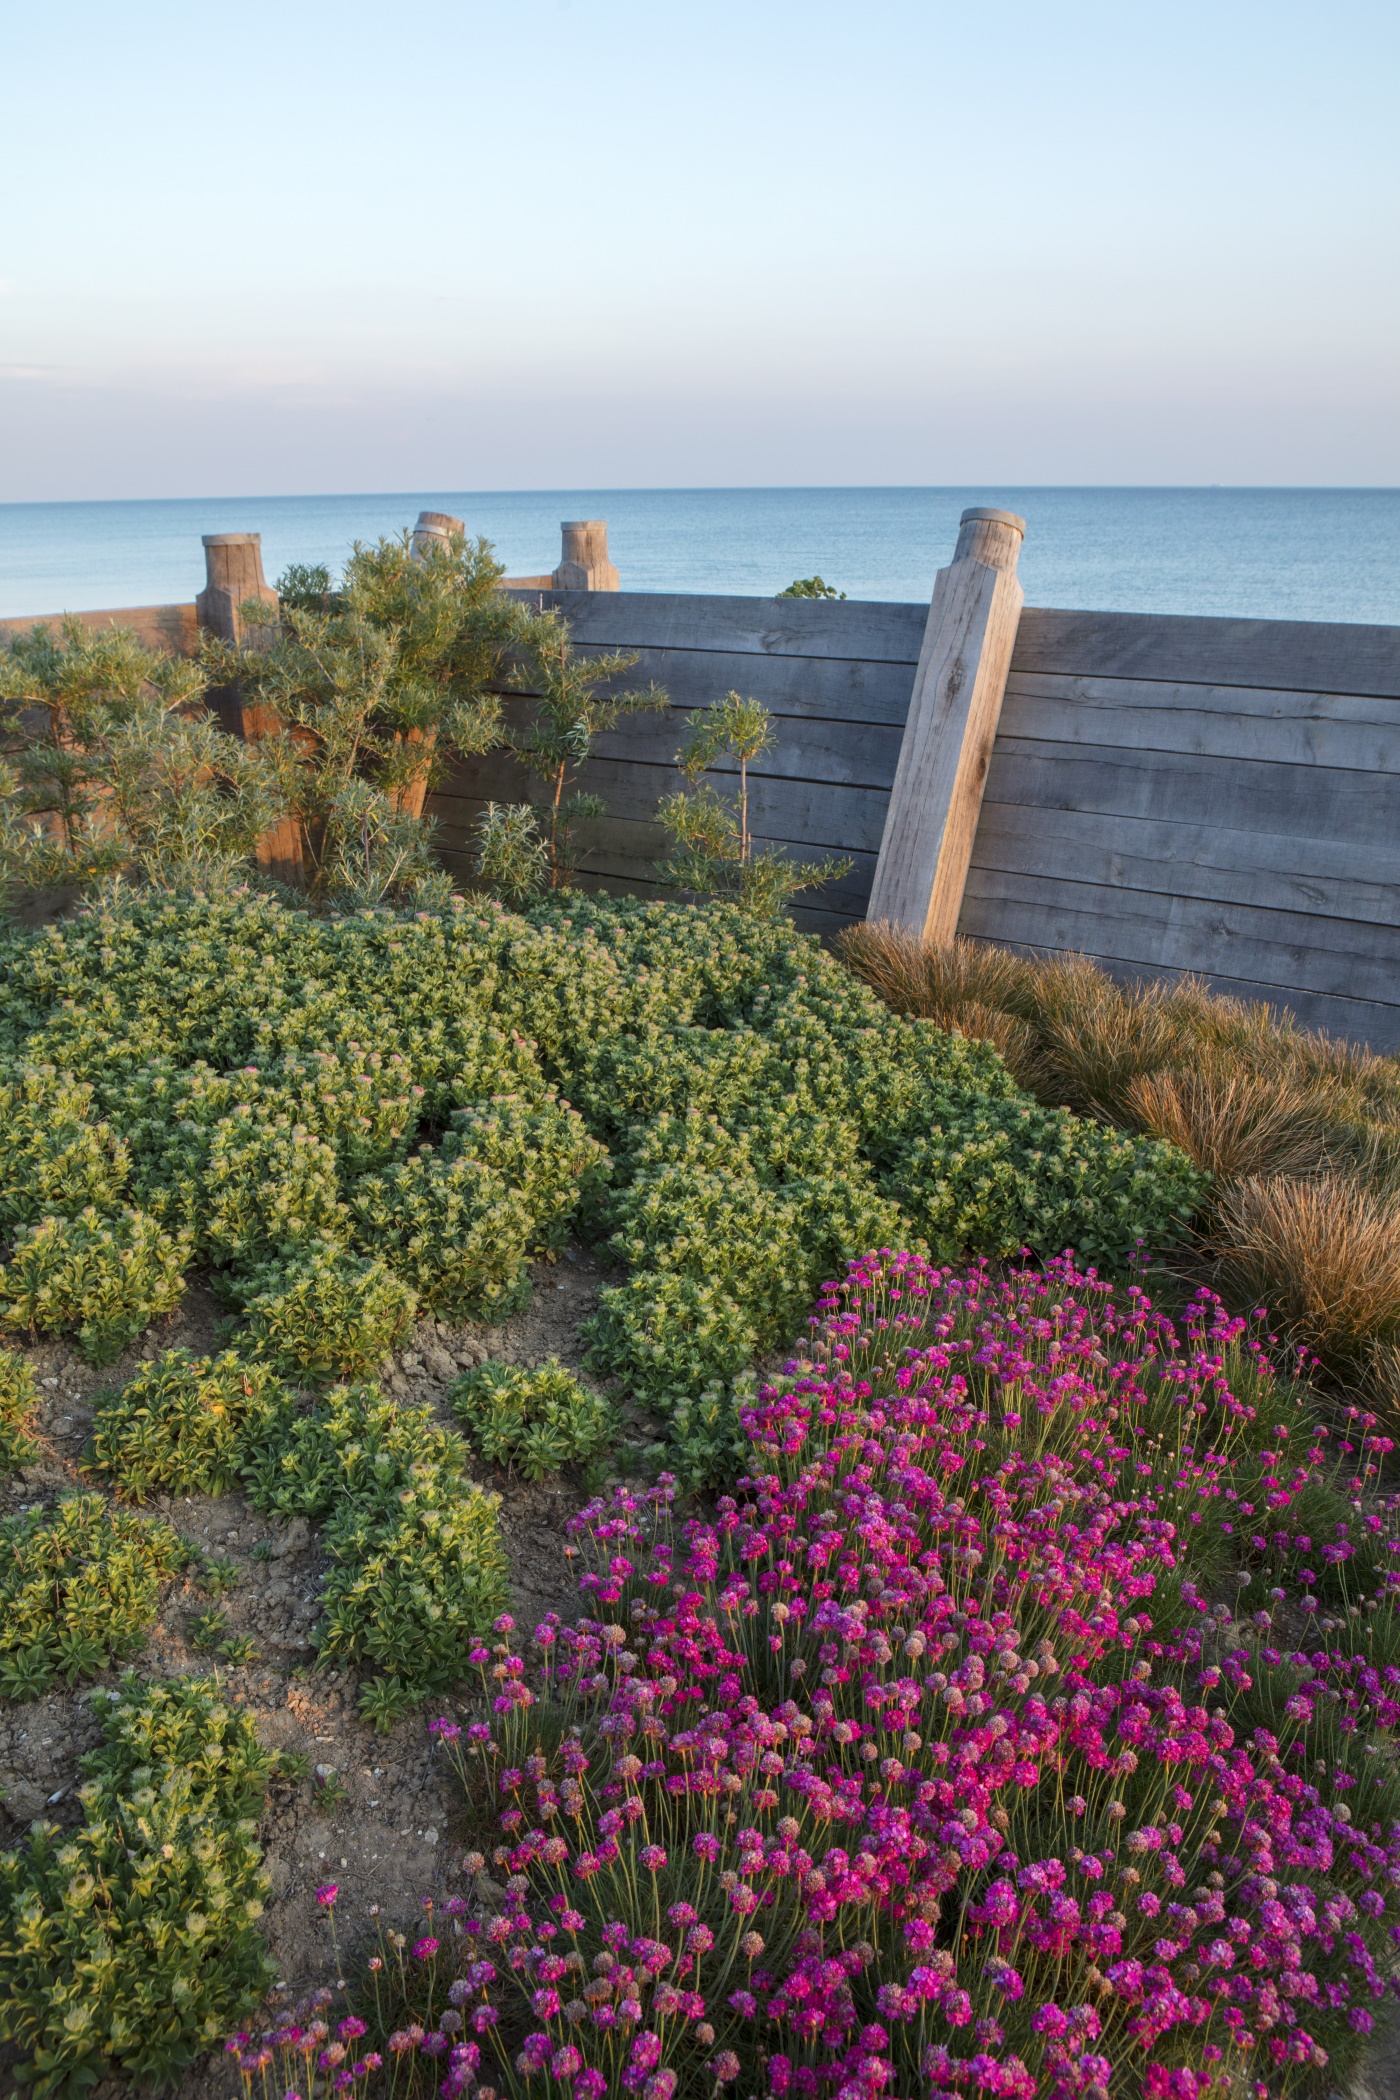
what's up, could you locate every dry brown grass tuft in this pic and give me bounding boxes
[1212,1173,1400,1366]
[835,924,1035,1026]
[1123,1066,1338,1184]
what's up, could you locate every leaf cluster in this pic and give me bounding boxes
[0,1673,277,2094]
[85,1348,286,1502]
[0,1492,188,1700]
[0,1206,190,1365]
[0,1348,41,1473]
[450,1356,617,1478]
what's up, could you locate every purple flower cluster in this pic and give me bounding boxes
[233,1251,1400,2097]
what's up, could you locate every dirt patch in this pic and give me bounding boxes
[0,1241,660,2095]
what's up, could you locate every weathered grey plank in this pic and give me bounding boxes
[1006,668,1400,729]
[505,589,930,665]
[970,801,1400,928]
[983,739,1400,845]
[434,751,891,857]
[959,868,1400,1003]
[504,644,919,728]
[585,708,904,788]
[1013,606,1400,699]
[999,682,1400,773]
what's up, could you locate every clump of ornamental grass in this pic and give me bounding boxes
[839,923,1400,1400]
[243,1252,1400,2100]
[450,1358,617,1479]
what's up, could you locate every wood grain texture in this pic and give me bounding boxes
[868,510,1025,941]
[502,589,930,664]
[0,603,200,655]
[1012,605,1400,698]
[999,674,1400,772]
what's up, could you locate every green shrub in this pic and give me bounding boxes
[0,1348,40,1472]
[240,1382,508,1705]
[0,1065,130,1231]
[230,1242,416,1380]
[348,1096,604,1317]
[450,1356,616,1477]
[86,1348,286,1502]
[0,1673,277,2094]
[0,1206,190,1366]
[0,1493,188,1699]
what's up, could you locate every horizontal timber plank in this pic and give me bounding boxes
[0,602,200,654]
[1013,605,1400,700]
[1006,668,1400,728]
[958,867,1400,1004]
[970,801,1400,928]
[433,751,891,857]
[503,643,919,729]
[999,681,1400,774]
[504,589,930,664]
[983,739,1400,846]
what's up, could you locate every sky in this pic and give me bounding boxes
[2,0,1397,500]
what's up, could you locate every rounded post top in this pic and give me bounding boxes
[959,507,1026,534]
[202,532,264,548]
[414,510,465,537]
[953,507,1026,573]
[561,519,607,531]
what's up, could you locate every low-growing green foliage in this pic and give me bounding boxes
[450,1356,617,1477]
[0,1672,277,2095]
[0,1347,40,1472]
[0,1065,130,1230]
[86,1348,286,1502]
[0,1493,188,1700]
[228,1242,417,1381]
[0,1206,190,1366]
[239,1381,510,1709]
[196,1554,240,1598]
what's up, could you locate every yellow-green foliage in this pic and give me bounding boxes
[0,1348,40,1472]
[86,1349,287,1502]
[0,1492,188,1700]
[0,1207,190,1366]
[450,1356,617,1478]
[0,1673,278,2096]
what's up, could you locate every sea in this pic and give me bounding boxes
[2,486,1399,626]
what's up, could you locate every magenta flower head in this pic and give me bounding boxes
[415,1936,440,1961]
[645,2075,678,2100]
[639,1845,668,1871]
[692,1834,721,1864]
[575,2074,608,2100]
[315,1884,339,1909]
[710,2052,741,2085]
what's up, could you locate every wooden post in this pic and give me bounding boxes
[866,506,1026,943]
[195,532,279,644]
[553,520,620,592]
[411,510,465,560]
[196,532,305,885]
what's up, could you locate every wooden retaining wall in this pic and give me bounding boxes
[428,591,1400,1053]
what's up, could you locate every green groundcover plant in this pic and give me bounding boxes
[0,890,1202,1441]
[86,1347,287,1502]
[450,1356,617,1478]
[0,1346,41,1471]
[0,1672,281,2096]
[0,1492,189,1700]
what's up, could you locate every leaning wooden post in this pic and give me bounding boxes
[195,532,305,886]
[553,520,620,591]
[866,506,1025,942]
[411,509,465,560]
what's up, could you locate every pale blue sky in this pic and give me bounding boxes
[2,0,1396,498]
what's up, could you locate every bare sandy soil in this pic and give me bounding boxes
[0,1242,658,2099]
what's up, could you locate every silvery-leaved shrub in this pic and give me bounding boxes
[86,1347,287,1503]
[0,1206,191,1366]
[0,1673,279,2094]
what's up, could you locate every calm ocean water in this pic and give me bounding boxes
[1,487,1398,625]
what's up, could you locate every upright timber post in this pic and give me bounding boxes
[866,506,1025,942]
[553,520,620,591]
[411,510,465,560]
[195,532,305,886]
